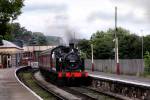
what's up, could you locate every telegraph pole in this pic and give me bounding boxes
[115,7,120,75]
[91,43,94,72]
[141,30,144,75]
[91,35,94,72]
[115,7,117,38]
[74,32,76,47]
[141,30,143,60]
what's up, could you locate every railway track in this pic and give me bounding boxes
[32,74,67,100]
[60,86,97,100]
[16,67,68,100]
[85,86,135,100]
[32,73,75,100]
[33,70,82,100]
[61,86,118,100]
[17,67,132,100]
[33,70,121,100]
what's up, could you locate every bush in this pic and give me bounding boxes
[144,51,150,74]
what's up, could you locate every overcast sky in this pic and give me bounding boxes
[15,0,150,40]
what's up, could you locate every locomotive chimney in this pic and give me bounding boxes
[69,38,75,49]
[69,43,74,49]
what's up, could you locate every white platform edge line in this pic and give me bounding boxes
[15,67,43,100]
[89,74,150,87]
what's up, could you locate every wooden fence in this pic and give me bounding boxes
[85,59,144,75]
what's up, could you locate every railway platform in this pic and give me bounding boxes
[87,70,150,87]
[87,70,150,99]
[0,67,39,100]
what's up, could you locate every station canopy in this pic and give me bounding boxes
[23,46,55,52]
[0,40,23,54]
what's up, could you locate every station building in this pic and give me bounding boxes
[0,40,23,68]
[21,46,55,66]
[0,39,55,68]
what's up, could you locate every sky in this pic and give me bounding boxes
[15,0,150,41]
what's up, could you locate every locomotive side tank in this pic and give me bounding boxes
[39,43,89,85]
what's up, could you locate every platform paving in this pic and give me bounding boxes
[0,67,39,100]
[87,70,150,87]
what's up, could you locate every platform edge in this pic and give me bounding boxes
[15,66,43,100]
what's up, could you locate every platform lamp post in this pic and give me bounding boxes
[114,6,120,75]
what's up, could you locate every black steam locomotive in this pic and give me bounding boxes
[39,43,88,85]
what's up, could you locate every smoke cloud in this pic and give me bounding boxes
[45,13,80,45]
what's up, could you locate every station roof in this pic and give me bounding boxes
[0,40,23,54]
[23,46,56,52]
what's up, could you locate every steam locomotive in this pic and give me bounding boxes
[39,43,89,85]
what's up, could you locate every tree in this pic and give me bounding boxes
[0,0,24,39]
[0,35,3,45]
[91,31,114,59]
[118,33,141,59]
[144,35,150,53]
[11,23,48,46]
[78,27,143,59]
[144,51,150,74]
[11,23,23,38]
[32,32,48,45]
[38,35,47,45]
[29,37,38,46]
[78,39,91,58]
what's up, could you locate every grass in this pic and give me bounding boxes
[18,71,57,100]
[140,72,150,78]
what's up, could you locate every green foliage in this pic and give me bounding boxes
[0,0,24,37]
[29,37,37,46]
[0,35,3,45]
[78,27,143,59]
[119,34,141,59]
[11,23,60,46]
[11,23,24,38]
[143,35,150,53]
[0,0,24,21]
[91,31,114,59]
[80,51,87,59]
[3,32,13,40]
[31,32,48,45]
[78,39,91,58]
[144,51,150,74]
[46,36,62,45]
[11,23,33,45]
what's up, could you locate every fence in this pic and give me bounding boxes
[85,59,144,75]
